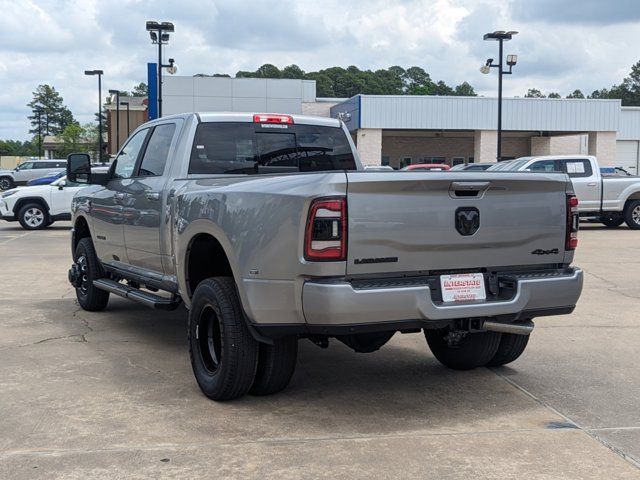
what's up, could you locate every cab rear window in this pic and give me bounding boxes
[189,122,356,175]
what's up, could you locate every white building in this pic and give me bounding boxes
[161,76,640,173]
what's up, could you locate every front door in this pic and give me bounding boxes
[91,128,150,264]
[123,122,178,273]
[12,162,35,184]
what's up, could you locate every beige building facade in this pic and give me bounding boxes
[331,95,635,171]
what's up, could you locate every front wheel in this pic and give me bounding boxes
[624,200,640,230]
[424,328,501,370]
[18,203,48,230]
[74,237,110,311]
[188,277,258,401]
[0,176,14,191]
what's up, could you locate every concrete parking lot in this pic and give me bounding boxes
[1,221,639,479]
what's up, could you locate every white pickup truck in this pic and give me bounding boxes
[489,155,640,229]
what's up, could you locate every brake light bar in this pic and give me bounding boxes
[253,114,294,124]
[566,195,579,250]
[304,197,347,261]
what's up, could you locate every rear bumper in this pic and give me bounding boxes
[302,267,583,329]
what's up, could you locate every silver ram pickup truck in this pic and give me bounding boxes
[489,155,640,229]
[66,112,583,401]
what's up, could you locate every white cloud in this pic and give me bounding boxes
[1,0,639,139]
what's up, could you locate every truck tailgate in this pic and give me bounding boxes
[346,172,569,275]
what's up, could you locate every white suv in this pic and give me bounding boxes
[0,176,86,230]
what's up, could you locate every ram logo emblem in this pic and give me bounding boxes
[455,207,480,236]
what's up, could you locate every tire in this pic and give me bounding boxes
[74,237,110,311]
[600,214,624,228]
[486,333,530,367]
[250,336,298,396]
[188,277,258,401]
[0,176,14,191]
[425,328,501,370]
[623,200,640,230]
[17,203,49,230]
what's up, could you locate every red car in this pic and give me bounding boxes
[401,163,451,171]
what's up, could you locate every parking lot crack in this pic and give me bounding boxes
[491,369,640,471]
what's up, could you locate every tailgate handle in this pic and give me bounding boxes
[449,182,490,198]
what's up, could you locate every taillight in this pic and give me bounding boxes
[253,113,293,124]
[304,197,347,261]
[566,195,579,250]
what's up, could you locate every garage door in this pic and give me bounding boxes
[616,141,639,173]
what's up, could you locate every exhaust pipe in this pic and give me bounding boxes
[483,320,534,336]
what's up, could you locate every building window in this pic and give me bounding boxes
[451,157,465,166]
[381,155,390,166]
[429,157,446,164]
[400,156,412,168]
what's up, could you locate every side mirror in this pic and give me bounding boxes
[67,153,92,184]
[57,180,66,190]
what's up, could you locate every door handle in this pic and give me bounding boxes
[587,182,597,187]
[145,192,160,201]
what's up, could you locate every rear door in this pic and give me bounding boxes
[345,172,569,276]
[558,159,600,211]
[122,121,180,273]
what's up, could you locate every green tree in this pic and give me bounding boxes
[547,92,561,98]
[525,88,545,98]
[223,64,474,98]
[405,66,433,94]
[58,124,90,158]
[27,84,76,136]
[132,82,148,96]
[454,81,477,96]
[282,64,305,79]
[304,72,334,96]
[256,64,281,78]
[566,89,585,99]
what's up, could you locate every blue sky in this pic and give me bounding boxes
[1,0,640,140]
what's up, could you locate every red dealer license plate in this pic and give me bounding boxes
[440,273,486,303]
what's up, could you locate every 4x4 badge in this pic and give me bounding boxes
[531,248,559,255]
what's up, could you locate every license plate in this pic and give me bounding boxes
[440,273,486,302]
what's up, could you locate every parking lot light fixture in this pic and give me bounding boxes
[483,30,518,161]
[108,89,121,152]
[146,20,175,118]
[84,69,104,161]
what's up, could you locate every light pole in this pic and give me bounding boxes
[109,89,121,152]
[84,69,104,162]
[120,101,130,136]
[146,21,176,118]
[481,30,518,161]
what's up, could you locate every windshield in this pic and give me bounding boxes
[487,158,532,171]
[16,162,33,171]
